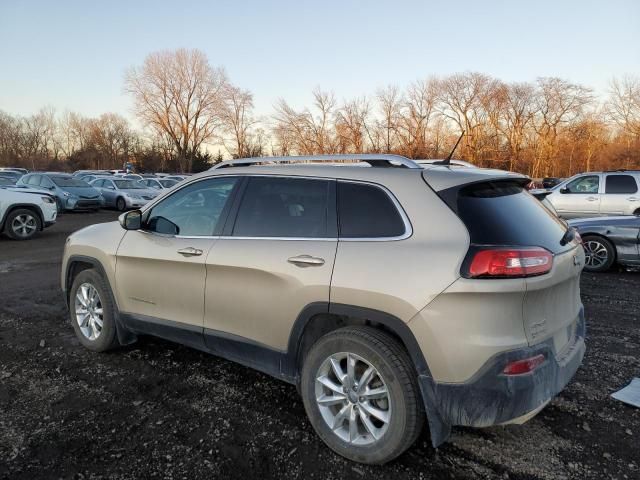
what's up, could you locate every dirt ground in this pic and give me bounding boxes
[0,211,638,480]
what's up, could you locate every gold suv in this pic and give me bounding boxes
[61,155,586,464]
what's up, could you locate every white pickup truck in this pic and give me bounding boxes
[0,188,58,240]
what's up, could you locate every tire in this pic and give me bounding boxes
[582,235,616,272]
[4,208,41,240]
[69,269,119,352]
[300,326,424,464]
[116,197,126,211]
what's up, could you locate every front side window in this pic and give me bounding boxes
[605,175,638,194]
[338,182,406,238]
[233,177,331,238]
[565,175,599,194]
[145,177,238,236]
[93,179,104,188]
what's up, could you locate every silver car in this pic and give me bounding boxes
[90,178,158,211]
[546,170,640,219]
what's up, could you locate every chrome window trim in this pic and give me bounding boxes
[137,173,412,242]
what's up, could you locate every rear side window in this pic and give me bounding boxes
[233,177,332,238]
[453,181,571,254]
[338,182,406,238]
[605,175,638,194]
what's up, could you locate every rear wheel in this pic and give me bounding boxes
[116,197,126,211]
[582,235,615,272]
[4,208,41,240]
[300,326,423,464]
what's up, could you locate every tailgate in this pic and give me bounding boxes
[523,246,585,355]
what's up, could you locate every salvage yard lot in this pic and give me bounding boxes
[0,212,638,480]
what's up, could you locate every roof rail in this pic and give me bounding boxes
[210,154,421,170]
[604,169,640,173]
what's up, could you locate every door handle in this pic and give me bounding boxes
[287,255,325,267]
[177,247,203,257]
[586,197,598,201]
[627,197,639,202]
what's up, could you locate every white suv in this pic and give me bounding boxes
[0,188,57,240]
[546,170,640,219]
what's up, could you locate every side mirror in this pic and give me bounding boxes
[48,185,56,190]
[560,187,569,194]
[119,210,142,230]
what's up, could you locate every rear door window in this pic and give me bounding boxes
[605,175,638,194]
[233,177,333,238]
[337,182,406,238]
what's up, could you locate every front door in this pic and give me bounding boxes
[203,176,338,355]
[551,174,601,218]
[115,176,240,332]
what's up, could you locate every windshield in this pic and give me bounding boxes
[51,176,91,187]
[160,180,178,188]
[114,180,144,189]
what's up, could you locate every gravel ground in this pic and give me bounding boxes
[0,211,638,480]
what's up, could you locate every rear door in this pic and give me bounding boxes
[203,175,338,353]
[600,174,640,215]
[552,174,601,218]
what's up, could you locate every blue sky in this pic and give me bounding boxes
[1,0,639,121]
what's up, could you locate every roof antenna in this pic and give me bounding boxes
[437,130,465,166]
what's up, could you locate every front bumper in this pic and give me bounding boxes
[125,197,152,208]
[420,307,586,446]
[66,197,105,210]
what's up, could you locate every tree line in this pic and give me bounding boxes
[1,48,638,177]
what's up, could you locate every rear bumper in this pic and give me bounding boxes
[420,307,586,446]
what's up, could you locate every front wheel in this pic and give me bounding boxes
[300,326,424,464]
[4,208,41,240]
[116,197,126,211]
[69,269,119,351]
[582,235,615,272]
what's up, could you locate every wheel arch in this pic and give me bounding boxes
[1,203,45,232]
[65,255,137,346]
[285,302,431,381]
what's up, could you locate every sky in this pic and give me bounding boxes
[1,0,639,122]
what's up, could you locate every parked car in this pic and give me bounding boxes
[138,178,178,190]
[0,170,24,183]
[89,178,158,211]
[0,177,15,187]
[114,173,143,181]
[542,177,562,189]
[62,154,585,464]
[163,175,188,182]
[569,215,640,272]
[546,170,640,219]
[17,173,104,211]
[0,167,28,175]
[1,187,57,239]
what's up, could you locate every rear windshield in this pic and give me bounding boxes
[51,177,89,187]
[453,181,571,254]
[114,180,144,189]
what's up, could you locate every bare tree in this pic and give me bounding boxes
[221,86,260,158]
[398,78,439,158]
[124,48,230,171]
[376,85,403,153]
[335,97,372,153]
[607,75,640,137]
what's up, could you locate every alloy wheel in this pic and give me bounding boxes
[11,213,37,238]
[583,239,608,269]
[315,352,391,445]
[74,283,104,341]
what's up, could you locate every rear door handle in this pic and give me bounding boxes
[627,197,639,202]
[177,247,203,257]
[287,255,325,267]
[586,197,599,201]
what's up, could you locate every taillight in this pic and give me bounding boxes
[503,354,546,375]
[467,247,553,278]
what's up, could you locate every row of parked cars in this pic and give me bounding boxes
[0,167,190,240]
